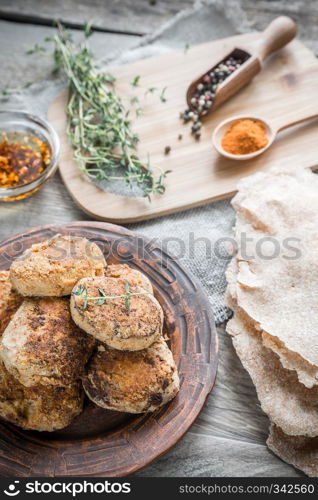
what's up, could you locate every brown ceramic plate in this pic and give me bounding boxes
[0,222,218,477]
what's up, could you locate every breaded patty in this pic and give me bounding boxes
[105,264,153,294]
[0,362,83,431]
[0,297,95,387]
[83,338,179,413]
[0,271,23,335]
[10,234,106,296]
[71,277,163,350]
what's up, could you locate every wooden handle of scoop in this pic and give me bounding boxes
[256,16,297,61]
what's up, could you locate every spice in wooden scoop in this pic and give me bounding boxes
[221,119,268,155]
[0,132,51,188]
[180,55,246,138]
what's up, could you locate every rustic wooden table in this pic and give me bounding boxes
[0,0,316,477]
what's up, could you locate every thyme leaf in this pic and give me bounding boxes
[145,87,157,96]
[160,87,167,103]
[72,280,151,310]
[84,21,94,38]
[26,44,47,55]
[130,96,139,105]
[131,75,140,87]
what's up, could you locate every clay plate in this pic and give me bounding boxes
[0,222,218,477]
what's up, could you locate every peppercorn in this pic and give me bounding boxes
[164,146,171,155]
[180,52,249,138]
[191,122,201,134]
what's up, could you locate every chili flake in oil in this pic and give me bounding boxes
[0,132,51,188]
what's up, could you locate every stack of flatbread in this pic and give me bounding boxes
[226,166,318,476]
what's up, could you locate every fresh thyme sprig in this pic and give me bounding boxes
[72,280,151,310]
[48,24,170,199]
[26,44,47,55]
[0,81,33,96]
[160,87,167,103]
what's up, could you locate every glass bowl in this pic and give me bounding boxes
[0,110,60,201]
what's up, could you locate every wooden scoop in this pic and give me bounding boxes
[186,16,297,116]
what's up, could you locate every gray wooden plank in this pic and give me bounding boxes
[241,0,318,54]
[0,20,139,90]
[0,0,194,36]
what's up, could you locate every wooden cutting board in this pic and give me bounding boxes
[48,32,318,223]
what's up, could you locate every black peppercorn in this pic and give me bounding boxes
[180,54,247,138]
